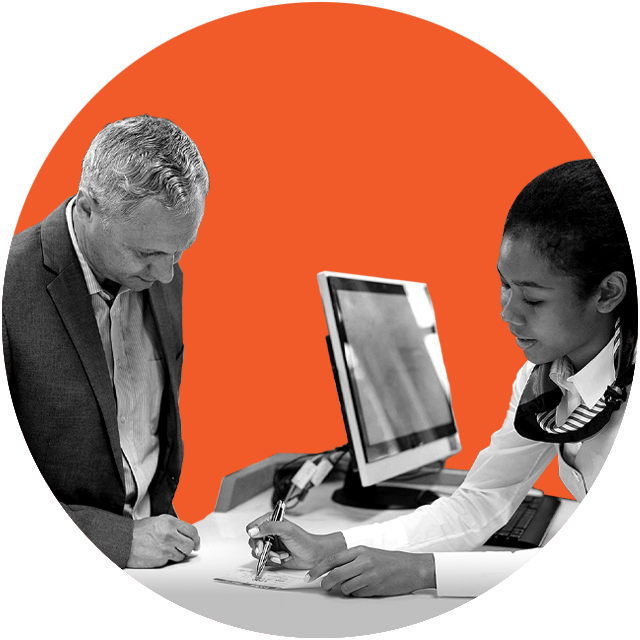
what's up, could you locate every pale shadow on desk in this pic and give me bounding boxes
[166,554,199,568]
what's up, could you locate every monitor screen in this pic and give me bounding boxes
[318,272,461,491]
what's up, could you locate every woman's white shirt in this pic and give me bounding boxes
[341,336,628,596]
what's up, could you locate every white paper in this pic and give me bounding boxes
[214,567,316,590]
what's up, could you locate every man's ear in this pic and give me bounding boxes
[75,189,99,223]
[595,271,627,314]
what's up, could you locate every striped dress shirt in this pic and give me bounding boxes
[65,198,164,519]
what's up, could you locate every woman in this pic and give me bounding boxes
[246,159,636,597]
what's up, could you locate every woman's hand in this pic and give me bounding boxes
[305,546,436,597]
[246,513,346,570]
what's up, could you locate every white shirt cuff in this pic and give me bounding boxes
[434,549,539,597]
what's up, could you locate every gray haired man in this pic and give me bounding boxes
[3,115,208,568]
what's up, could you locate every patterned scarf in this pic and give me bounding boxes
[514,318,636,444]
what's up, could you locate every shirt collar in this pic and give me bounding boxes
[65,197,129,302]
[549,335,616,409]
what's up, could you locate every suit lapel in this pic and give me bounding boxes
[42,203,125,485]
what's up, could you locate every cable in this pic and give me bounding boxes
[271,445,349,508]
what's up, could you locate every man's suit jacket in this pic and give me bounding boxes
[2,199,185,567]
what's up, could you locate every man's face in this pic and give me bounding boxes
[497,235,609,371]
[77,195,205,293]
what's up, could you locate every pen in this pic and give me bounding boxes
[255,500,286,579]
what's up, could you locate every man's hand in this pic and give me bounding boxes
[127,514,201,568]
[305,546,436,597]
[247,513,346,570]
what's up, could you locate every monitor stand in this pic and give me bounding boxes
[332,466,439,510]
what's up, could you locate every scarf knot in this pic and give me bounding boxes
[514,318,635,444]
[603,383,627,411]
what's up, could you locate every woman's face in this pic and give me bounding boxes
[497,235,612,370]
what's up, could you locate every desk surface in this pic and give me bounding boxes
[126,477,578,637]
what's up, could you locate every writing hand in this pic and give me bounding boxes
[246,513,346,570]
[305,546,436,597]
[127,514,201,568]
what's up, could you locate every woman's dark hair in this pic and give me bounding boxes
[504,159,637,328]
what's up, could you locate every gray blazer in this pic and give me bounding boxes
[2,199,185,567]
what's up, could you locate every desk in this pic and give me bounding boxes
[126,467,577,638]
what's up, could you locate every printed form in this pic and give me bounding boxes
[215,567,318,591]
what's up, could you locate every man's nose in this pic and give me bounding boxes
[152,256,174,284]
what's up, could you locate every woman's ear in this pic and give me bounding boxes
[595,271,627,314]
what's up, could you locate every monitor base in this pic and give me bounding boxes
[332,468,439,510]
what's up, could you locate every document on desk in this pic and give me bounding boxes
[215,568,316,591]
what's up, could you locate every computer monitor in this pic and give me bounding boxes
[318,271,461,509]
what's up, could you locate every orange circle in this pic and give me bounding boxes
[15,3,590,525]
[16,3,632,522]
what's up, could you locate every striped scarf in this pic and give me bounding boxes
[514,318,635,444]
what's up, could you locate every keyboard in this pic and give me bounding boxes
[484,494,560,549]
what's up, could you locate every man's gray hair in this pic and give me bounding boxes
[79,115,209,225]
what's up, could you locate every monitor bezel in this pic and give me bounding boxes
[318,271,461,487]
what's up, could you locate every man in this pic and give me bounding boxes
[3,115,208,568]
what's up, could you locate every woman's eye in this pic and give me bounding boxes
[522,298,541,307]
